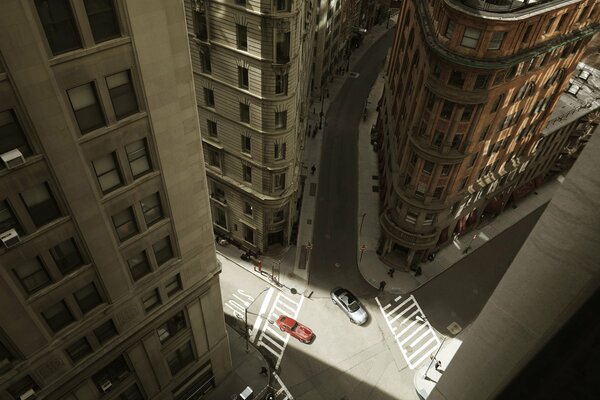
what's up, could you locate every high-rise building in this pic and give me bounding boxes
[0,1,231,399]
[185,0,316,253]
[377,0,600,269]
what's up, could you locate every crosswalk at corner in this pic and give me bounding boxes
[256,291,304,369]
[375,294,441,369]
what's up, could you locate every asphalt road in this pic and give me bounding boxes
[413,204,548,336]
[309,28,396,298]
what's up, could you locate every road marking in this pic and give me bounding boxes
[250,288,275,342]
[376,294,441,369]
[273,371,293,399]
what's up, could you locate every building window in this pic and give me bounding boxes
[42,300,74,332]
[50,238,84,275]
[491,94,504,112]
[0,110,32,162]
[459,177,468,190]
[444,20,455,39]
[440,101,454,119]
[474,74,488,89]
[13,257,51,295]
[240,103,250,123]
[241,135,251,153]
[67,83,106,133]
[274,142,286,160]
[112,207,138,242]
[451,134,464,150]
[94,320,118,344]
[556,13,568,32]
[21,183,61,228]
[74,283,102,314]
[405,212,418,224]
[0,339,15,363]
[92,356,130,393]
[153,237,174,266]
[200,48,212,73]
[236,24,247,50]
[140,193,163,227]
[34,0,81,55]
[167,341,195,376]
[275,31,291,63]
[207,120,218,137]
[424,214,435,226]
[0,200,22,235]
[273,210,284,223]
[544,17,556,34]
[106,71,138,119]
[84,0,120,43]
[165,274,182,297]
[243,165,252,182]
[469,153,478,167]
[127,252,150,281]
[126,139,152,178]
[423,161,434,175]
[244,201,253,216]
[92,153,122,193]
[142,288,161,312]
[243,225,254,244]
[235,0,246,6]
[441,165,451,177]
[578,6,590,23]
[488,31,505,50]
[119,384,144,400]
[238,66,249,89]
[204,88,215,107]
[461,105,474,121]
[432,131,444,148]
[6,375,39,400]
[276,0,291,11]
[66,337,93,363]
[213,206,227,229]
[158,311,186,344]
[274,173,285,190]
[275,111,287,129]
[207,147,221,169]
[193,6,208,40]
[275,73,288,94]
[448,70,465,87]
[522,25,533,43]
[461,27,480,49]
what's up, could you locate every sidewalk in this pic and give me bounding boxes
[355,71,563,294]
[206,325,271,400]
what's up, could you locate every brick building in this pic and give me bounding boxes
[377,0,600,269]
[0,1,231,399]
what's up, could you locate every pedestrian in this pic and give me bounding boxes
[378,281,386,293]
[387,268,395,278]
[259,366,268,376]
[435,361,442,371]
[311,165,316,175]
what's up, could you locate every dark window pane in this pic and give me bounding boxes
[92,355,130,393]
[0,110,32,161]
[74,283,102,313]
[107,71,138,119]
[13,257,51,294]
[66,337,93,362]
[34,0,82,55]
[126,139,152,178]
[21,183,61,227]
[67,83,106,133]
[42,300,74,332]
[140,193,163,226]
[153,237,173,266]
[165,274,182,297]
[119,384,144,400]
[236,24,247,50]
[167,341,195,376]
[0,339,15,362]
[94,320,118,344]
[7,375,39,399]
[112,207,138,242]
[84,0,120,43]
[50,238,84,275]
[142,288,161,311]
[128,252,150,281]
[0,200,24,236]
[92,153,122,193]
[157,311,186,343]
[276,32,290,63]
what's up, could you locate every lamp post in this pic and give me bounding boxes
[244,287,270,352]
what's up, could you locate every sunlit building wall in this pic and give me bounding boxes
[0,0,231,399]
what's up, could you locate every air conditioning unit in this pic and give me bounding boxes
[19,388,36,400]
[0,149,25,169]
[99,380,112,393]
[0,229,20,248]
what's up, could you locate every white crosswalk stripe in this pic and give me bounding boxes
[376,294,441,369]
[256,291,304,369]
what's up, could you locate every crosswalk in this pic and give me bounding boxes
[256,291,304,370]
[376,294,441,369]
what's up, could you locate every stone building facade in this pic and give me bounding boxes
[0,1,231,399]
[377,0,600,269]
[185,0,316,253]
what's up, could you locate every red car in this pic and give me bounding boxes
[276,315,314,344]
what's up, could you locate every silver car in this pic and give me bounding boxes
[330,287,368,325]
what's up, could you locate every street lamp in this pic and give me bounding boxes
[244,286,270,352]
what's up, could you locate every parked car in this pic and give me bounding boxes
[330,287,368,325]
[276,315,315,344]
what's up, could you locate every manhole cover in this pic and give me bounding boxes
[349,72,360,78]
[447,321,462,335]
[290,288,297,295]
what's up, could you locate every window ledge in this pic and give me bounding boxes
[47,37,132,67]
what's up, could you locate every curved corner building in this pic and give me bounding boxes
[377,0,600,269]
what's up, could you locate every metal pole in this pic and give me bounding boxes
[425,337,446,379]
[244,307,249,352]
[360,213,367,234]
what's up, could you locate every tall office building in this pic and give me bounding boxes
[377,0,600,269]
[0,1,231,399]
[185,0,316,253]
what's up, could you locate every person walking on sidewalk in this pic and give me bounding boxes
[378,281,386,293]
[259,366,268,376]
[311,165,316,175]
[387,268,395,278]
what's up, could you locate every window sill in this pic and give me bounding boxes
[48,37,132,67]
